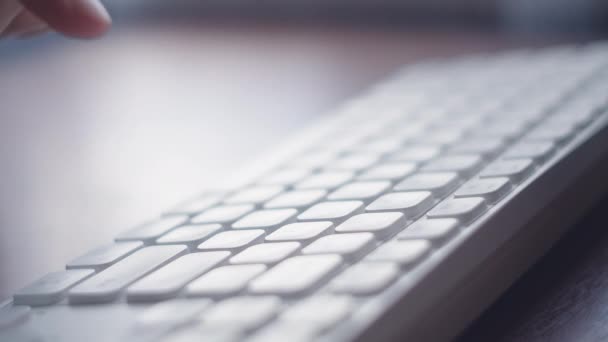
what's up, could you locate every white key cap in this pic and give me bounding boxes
[455,177,511,203]
[327,181,391,203]
[0,306,30,331]
[366,240,431,267]
[280,295,353,331]
[328,154,379,171]
[116,217,187,243]
[302,233,375,260]
[422,155,483,176]
[156,224,222,246]
[394,172,459,197]
[264,190,326,209]
[418,130,463,145]
[127,252,230,302]
[197,230,265,252]
[330,262,399,295]
[249,255,343,296]
[335,212,405,239]
[358,137,403,154]
[163,326,241,342]
[202,296,281,331]
[186,265,266,297]
[450,138,505,157]
[480,159,534,183]
[265,221,333,243]
[291,150,337,169]
[67,241,143,270]
[427,197,486,223]
[230,242,301,264]
[295,171,354,190]
[164,194,221,216]
[13,269,94,306]
[224,186,284,205]
[503,142,555,162]
[298,201,364,223]
[357,162,416,181]
[389,146,440,162]
[398,218,459,244]
[525,124,575,144]
[473,121,526,140]
[248,322,319,342]
[191,204,254,224]
[69,245,187,304]
[366,191,434,218]
[136,298,212,329]
[232,209,297,230]
[259,168,311,186]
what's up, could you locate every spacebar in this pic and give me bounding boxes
[68,245,187,304]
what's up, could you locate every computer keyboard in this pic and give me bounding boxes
[2,42,608,342]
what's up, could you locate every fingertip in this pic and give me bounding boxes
[20,0,112,39]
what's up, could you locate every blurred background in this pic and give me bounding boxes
[0,0,607,300]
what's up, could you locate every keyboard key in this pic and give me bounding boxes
[503,142,555,162]
[357,162,416,181]
[164,194,221,216]
[455,177,511,203]
[280,295,353,331]
[264,190,326,209]
[127,252,230,302]
[297,201,364,223]
[327,154,379,171]
[186,265,266,297]
[450,138,505,157]
[291,150,338,169]
[418,130,463,145]
[249,255,343,296]
[232,209,298,230]
[224,186,284,205]
[116,217,187,243]
[427,197,487,223]
[394,172,459,197]
[358,137,404,154]
[398,218,459,245]
[389,146,440,162]
[69,245,187,304]
[259,168,311,186]
[230,242,301,264]
[202,296,282,331]
[0,306,30,331]
[480,159,534,183]
[191,204,254,224]
[366,240,431,267]
[136,298,212,328]
[197,230,265,252]
[295,171,354,190]
[248,322,319,342]
[330,262,399,295]
[163,326,241,342]
[13,269,94,306]
[327,181,391,203]
[366,191,433,218]
[265,221,333,243]
[156,224,222,246]
[525,124,575,144]
[302,233,375,260]
[335,212,405,239]
[422,155,483,176]
[67,241,143,270]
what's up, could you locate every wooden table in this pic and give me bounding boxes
[0,21,604,340]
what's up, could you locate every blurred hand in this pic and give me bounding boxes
[0,0,110,39]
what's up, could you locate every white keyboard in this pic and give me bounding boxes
[2,42,608,342]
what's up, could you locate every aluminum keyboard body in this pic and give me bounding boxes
[2,43,608,342]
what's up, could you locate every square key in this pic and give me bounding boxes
[230,242,301,264]
[266,222,333,243]
[232,209,298,230]
[298,201,364,223]
[366,191,433,219]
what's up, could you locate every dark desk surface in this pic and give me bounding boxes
[0,22,606,341]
